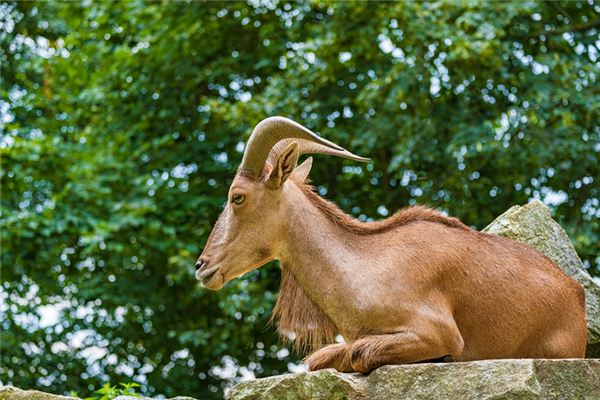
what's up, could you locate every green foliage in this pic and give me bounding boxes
[70,382,141,400]
[1,1,598,399]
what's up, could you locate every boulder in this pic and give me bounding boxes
[0,386,77,400]
[227,359,600,400]
[0,387,196,400]
[483,200,600,357]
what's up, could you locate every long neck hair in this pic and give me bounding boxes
[271,264,338,352]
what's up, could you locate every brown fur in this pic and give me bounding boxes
[298,182,471,234]
[271,182,474,352]
[271,265,338,352]
[200,134,588,374]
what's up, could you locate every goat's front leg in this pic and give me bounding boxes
[304,343,353,372]
[349,330,462,374]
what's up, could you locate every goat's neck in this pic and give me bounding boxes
[276,182,366,336]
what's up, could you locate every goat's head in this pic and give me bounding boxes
[196,116,369,290]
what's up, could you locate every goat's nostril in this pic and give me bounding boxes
[195,261,204,271]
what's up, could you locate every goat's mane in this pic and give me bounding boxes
[270,265,338,352]
[297,182,471,235]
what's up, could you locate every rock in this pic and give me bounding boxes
[483,200,600,357]
[227,359,600,400]
[0,387,197,400]
[0,386,78,400]
[226,369,364,400]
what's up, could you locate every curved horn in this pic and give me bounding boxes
[240,116,369,176]
[266,138,370,169]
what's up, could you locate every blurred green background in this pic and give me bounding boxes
[1,1,599,399]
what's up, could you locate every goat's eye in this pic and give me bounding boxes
[232,194,245,205]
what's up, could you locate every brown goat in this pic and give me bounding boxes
[196,116,587,373]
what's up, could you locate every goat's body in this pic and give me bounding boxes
[353,222,587,361]
[198,116,587,373]
[278,181,587,370]
[445,230,586,360]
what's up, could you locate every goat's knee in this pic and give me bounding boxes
[304,343,352,372]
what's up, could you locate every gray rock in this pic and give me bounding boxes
[0,386,78,400]
[483,200,600,357]
[227,359,600,400]
[226,369,364,400]
[0,387,198,400]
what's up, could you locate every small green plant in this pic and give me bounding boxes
[71,382,142,400]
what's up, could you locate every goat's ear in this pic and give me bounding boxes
[293,157,312,183]
[266,142,299,189]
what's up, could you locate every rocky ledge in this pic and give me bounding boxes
[227,359,600,400]
[2,360,598,400]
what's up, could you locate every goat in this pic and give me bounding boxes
[195,116,587,373]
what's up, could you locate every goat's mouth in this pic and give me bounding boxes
[196,266,220,285]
